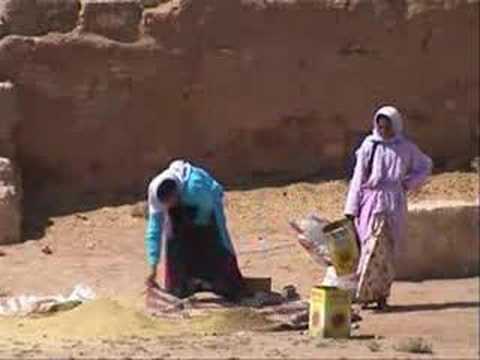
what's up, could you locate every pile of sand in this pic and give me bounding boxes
[0,298,274,342]
[189,308,275,334]
[409,172,479,203]
[227,171,478,236]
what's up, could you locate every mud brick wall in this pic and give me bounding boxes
[0,0,478,200]
[0,157,21,244]
[398,201,480,280]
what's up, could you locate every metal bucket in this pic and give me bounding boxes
[322,219,360,277]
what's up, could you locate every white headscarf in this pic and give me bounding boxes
[370,105,404,143]
[148,160,192,214]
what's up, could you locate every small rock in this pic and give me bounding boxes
[282,285,300,301]
[0,250,6,257]
[41,245,53,255]
[0,288,9,297]
[75,214,89,221]
[86,242,96,250]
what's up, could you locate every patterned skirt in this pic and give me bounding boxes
[356,213,396,304]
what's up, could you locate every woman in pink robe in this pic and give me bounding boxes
[345,106,432,310]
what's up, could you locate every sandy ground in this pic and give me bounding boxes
[0,172,478,359]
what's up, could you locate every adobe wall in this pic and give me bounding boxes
[0,0,478,200]
[0,157,21,245]
[397,201,479,280]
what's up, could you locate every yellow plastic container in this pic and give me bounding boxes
[309,286,351,338]
[323,219,360,276]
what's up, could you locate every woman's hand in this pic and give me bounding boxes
[324,257,333,267]
[297,233,313,250]
[145,267,159,289]
[345,214,355,221]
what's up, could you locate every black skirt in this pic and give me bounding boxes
[164,205,246,300]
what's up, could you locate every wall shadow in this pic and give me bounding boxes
[383,301,479,313]
[19,167,478,242]
[21,171,346,241]
[22,190,145,241]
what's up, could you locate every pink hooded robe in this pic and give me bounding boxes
[345,106,433,256]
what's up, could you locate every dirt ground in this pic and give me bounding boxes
[0,172,478,359]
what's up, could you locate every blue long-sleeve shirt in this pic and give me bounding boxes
[144,165,235,267]
[145,212,164,267]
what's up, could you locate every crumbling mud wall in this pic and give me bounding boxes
[0,0,478,201]
[0,82,22,243]
[0,157,21,244]
[397,201,479,280]
[0,81,18,159]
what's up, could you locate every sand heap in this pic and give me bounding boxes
[0,298,274,342]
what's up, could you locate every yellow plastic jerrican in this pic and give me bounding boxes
[309,286,351,338]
